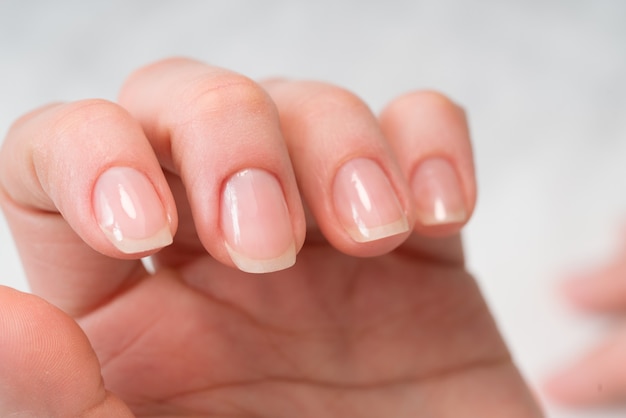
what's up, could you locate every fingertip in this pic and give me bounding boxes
[225,241,297,274]
[380,90,476,238]
[9,99,179,260]
[542,367,576,404]
[220,168,300,274]
[93,166,175,256]
[410,157,470,236]
[332,157,411,245]
[543,331,626,408]
[0,286,133,417]
[559,274,594,308]
[542,365,603,407]
[1,98,181,315]
[263,80,417,258]
[558,266,626,313]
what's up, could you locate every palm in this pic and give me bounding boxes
[79,236,529,417]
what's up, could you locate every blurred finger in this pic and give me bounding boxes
[0,285,133,417]
[562,245,626,312]
[544,324,626,406]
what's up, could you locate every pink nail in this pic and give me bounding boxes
[221,169,296,273]
[93,167,172,254]
[333,158,409,242]
[411,158,467,226]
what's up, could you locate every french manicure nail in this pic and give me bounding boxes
[333,158,409,242]
[412,158,467,226]
[93,167,173,254]
[221,169,296,273]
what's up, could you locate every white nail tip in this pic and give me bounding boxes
[420,205,467,226]
[225,241,296,274]
[348,216,410,243]
[102,224,173,254]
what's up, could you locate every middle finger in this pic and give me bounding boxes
[119,58,306,273]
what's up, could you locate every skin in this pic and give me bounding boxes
[0,58,542,417]
[545,232,626,407]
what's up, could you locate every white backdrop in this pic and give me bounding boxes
[1,1,626,416]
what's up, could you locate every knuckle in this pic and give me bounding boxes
[5,103,61,137]
[405,90,463,117]
[177,73,275,123]
[35,100,131,181]
[52,99,129,133]
[382,90,466,125]
[297,83,371,120]
[1,99,128,176]
[54,99,126,128]
[418,90,463,114]
[130,56,195,80]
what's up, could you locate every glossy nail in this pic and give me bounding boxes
[411,158,467,225]
[221,168,296,273]
[333,158,409,242]
[93,167,172,254]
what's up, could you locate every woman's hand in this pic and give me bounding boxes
[0,58,541,417]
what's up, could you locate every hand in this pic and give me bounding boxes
[0,58,541,417]
[545,232,626,407]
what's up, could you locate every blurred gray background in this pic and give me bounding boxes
[1,1,626,416]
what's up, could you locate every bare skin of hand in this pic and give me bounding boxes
[545,232,626,408]
[0,58,541,417]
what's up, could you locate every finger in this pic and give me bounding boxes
[380,91,476,238]
[544,325,626,406]
[0,285,134,417]
[0,101,176,316]
[119,58,305,273]
[262,80,413,257]
[561,241,626,312]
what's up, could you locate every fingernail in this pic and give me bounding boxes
[221,169,296,273]
[93,167,173,254]
[411,158,467,226]
[333,158,409,242]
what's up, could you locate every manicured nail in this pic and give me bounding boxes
[333,158,409,242]
[221,169,296,273]
[93,167,172,254]
[411,158,467,226]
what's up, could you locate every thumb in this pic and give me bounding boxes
[0,286,133,417]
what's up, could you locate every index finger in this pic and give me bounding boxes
[0,100,177,316]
